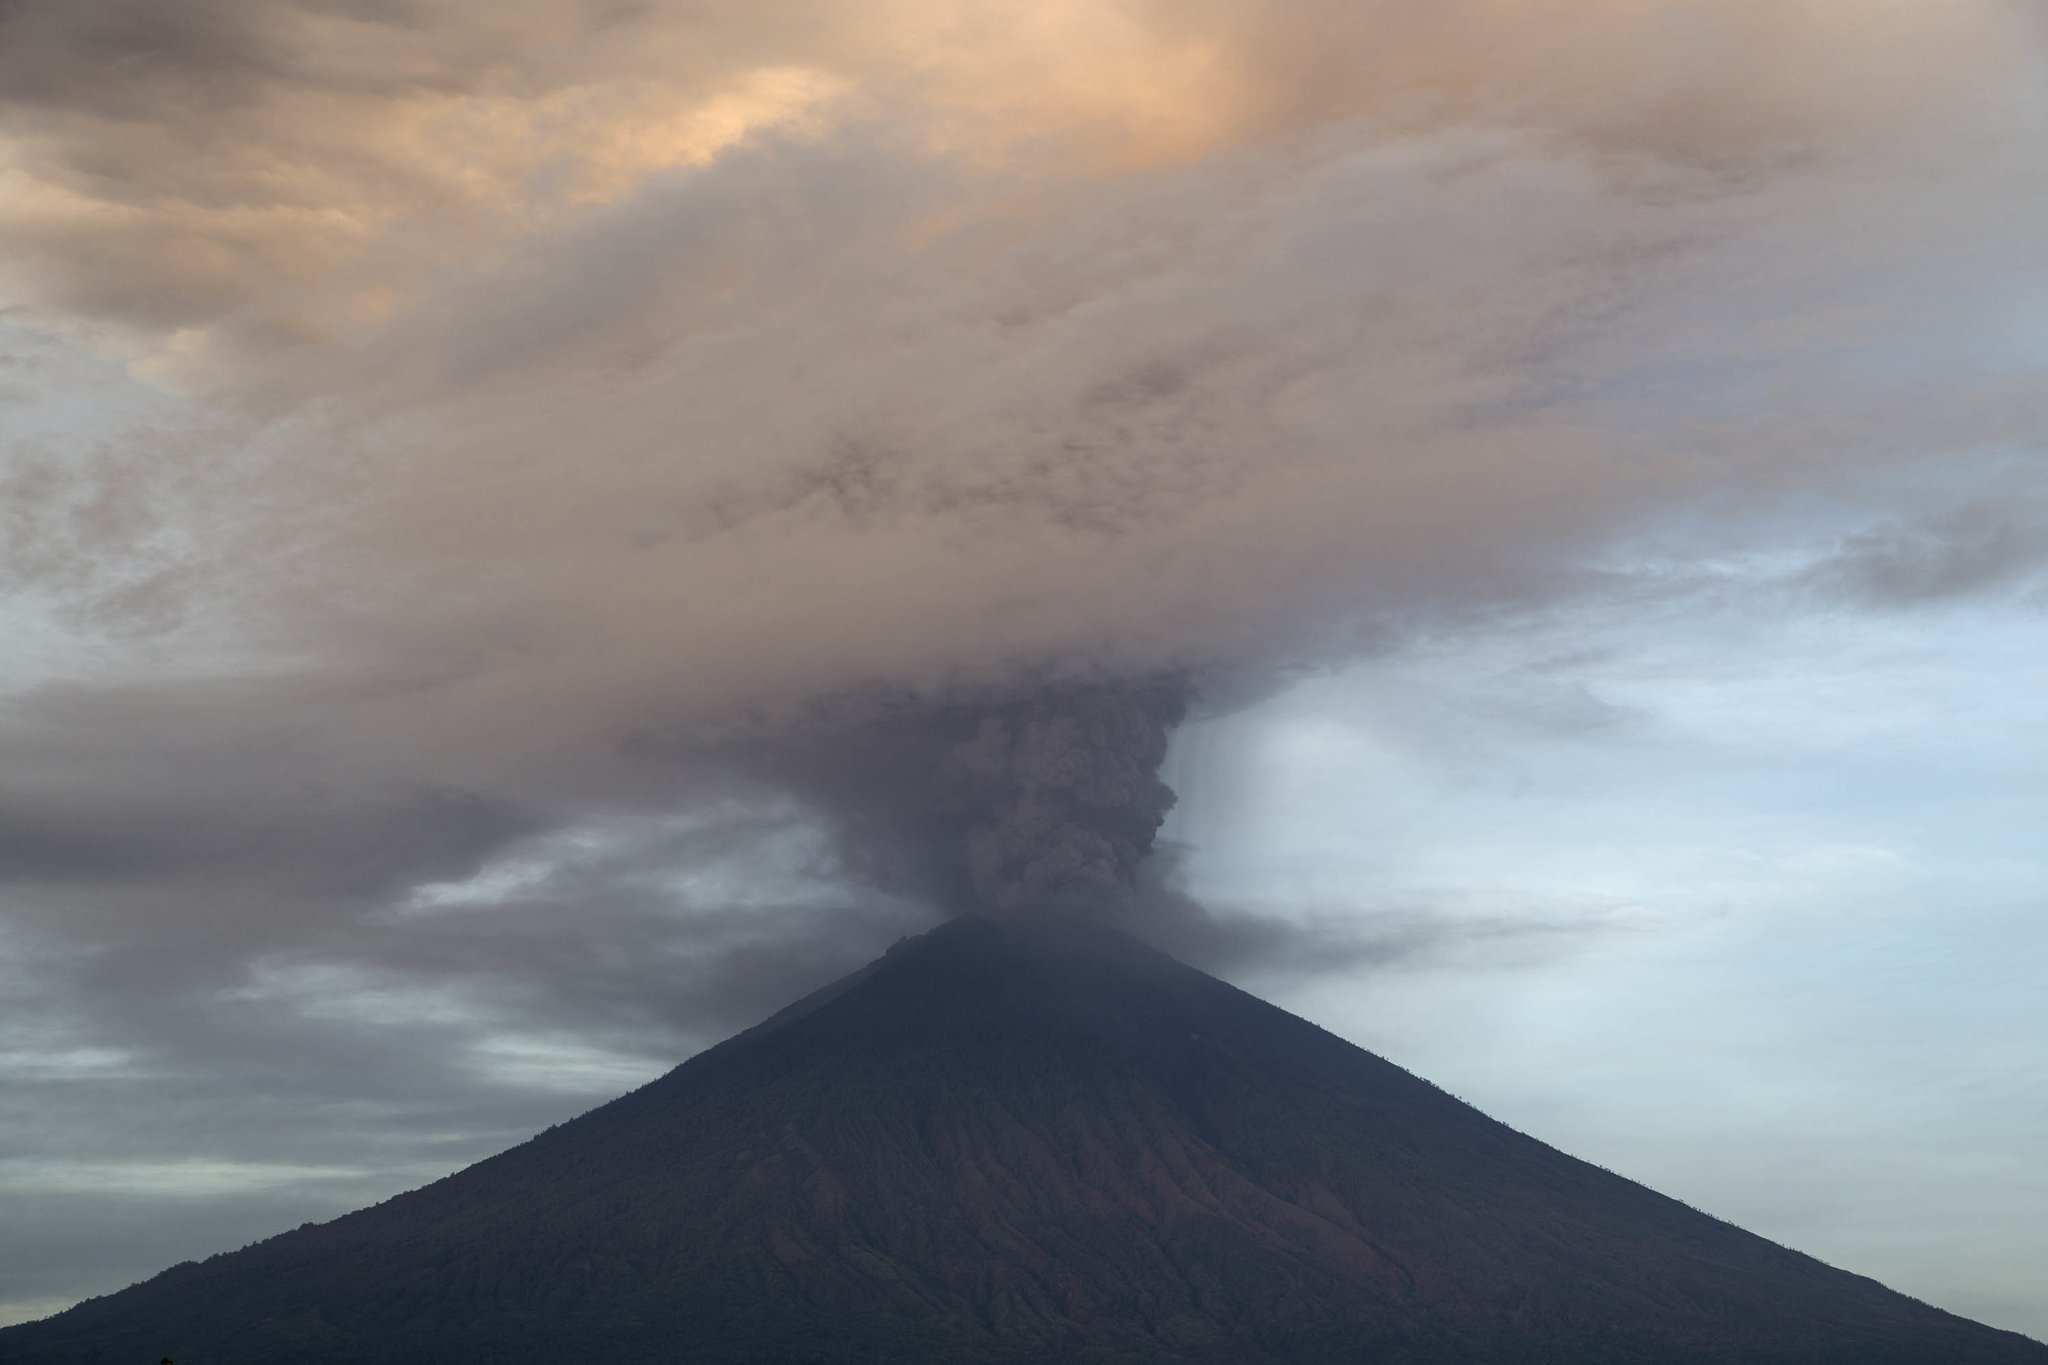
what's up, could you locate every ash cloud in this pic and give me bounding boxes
[937,681,1186,915]
[663,680,1190,922]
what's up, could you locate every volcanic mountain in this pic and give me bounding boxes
[6,915,2043,1364]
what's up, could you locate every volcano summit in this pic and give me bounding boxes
[5,915,2041,1365]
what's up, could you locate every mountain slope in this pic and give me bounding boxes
[5,915,2043,1364]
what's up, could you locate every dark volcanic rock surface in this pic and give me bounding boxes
[5,915,2043,1364]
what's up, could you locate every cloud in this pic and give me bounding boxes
[1809,495,2048,608]
[3,0,2038,366]
[1127,848,1623,982]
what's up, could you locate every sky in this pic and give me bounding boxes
[2,0,2046,1341]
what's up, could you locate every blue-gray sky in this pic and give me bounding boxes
[1,0,2044,1341]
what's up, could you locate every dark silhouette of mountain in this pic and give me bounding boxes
[5,915,2043,1364]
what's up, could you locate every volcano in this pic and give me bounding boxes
[5,915,2042,1364]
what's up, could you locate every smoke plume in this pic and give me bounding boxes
[937,682,1186,915]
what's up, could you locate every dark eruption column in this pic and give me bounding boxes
[936,682,1186,915]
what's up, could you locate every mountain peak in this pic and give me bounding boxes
[7,921,2044,1364]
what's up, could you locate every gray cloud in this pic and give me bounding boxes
[1810,495,2048,608]
[1126,849,1621,982]
[0,679,539,901]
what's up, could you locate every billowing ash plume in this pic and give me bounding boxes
[741,679,1191,921]
[935,682,1186,915]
